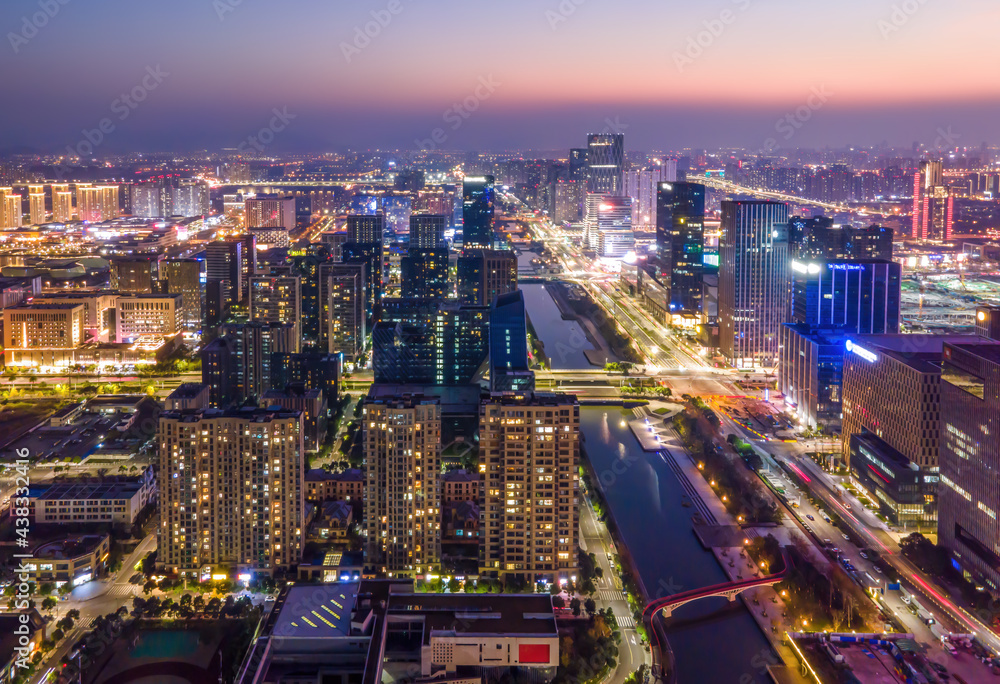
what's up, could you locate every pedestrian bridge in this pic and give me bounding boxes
[649,572,785,618]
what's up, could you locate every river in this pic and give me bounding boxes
[580,407,775,684]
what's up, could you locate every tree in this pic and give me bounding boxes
[193,595,205,613]
[552,595,565,609]
[143,580,157,595]
[41,597,58,612]
[584,598,597,616]
[66,609,80,621]
[570,598,582,616]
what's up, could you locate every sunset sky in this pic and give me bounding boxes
[3,0,998,152]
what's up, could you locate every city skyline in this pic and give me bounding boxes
[2,0,1000,153]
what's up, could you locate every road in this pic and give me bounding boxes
[580,495,649,684]
[31,534,157,683]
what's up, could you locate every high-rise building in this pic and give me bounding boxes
[245,195,296,231]
[719,201,790,368]
[788,217,894,261]
[319,263,366,361]
[912,160,954,241]
[479,392,579,583]
[489,290,534,394]
[375,300,489,385]
[938,342,1000,592]
[76,185,119,222]
[347,214,385,245]
[568,148,588,181]
[249,275,303,351]
[1,193,21,228]
[342,242,383,325]
[160,259,203,331]
[156,405,304,577]
[586,133,624,195]
[655,182,705,318]
[462,176,496,248]
[111,255,160,293]
[52,190,73,222]
[364,392,442,577]
[28,192,45,225]
[409,214,447,249]
[790,259,901,333]
[205,239,245,307]
[201,322,297,406]
[457,249,517,306]
[626,165,676,228]
[553,179,586,224]
[401,248,450,300]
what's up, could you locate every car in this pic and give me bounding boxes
[873,566,882,574]
[823,539,833,546]
[806,514,815,521]
[859,551,869,559]
[802,524,811,533]
[844,503,851,508]
[842,533,850,540]
[264,595,276,602]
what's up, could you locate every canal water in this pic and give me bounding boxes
[520,283,596,369]
[580,407,775,684]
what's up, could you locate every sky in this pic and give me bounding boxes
[2,0,998,154]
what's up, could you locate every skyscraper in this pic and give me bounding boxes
[489,290,534,394]
[568,148,588,181]
[205,239,246,307]
[462,175,496,248]
[201,322,297,406]
[479,393,579,584]
[1,193,21,228]
[655,182,705,318]
[342,242,383,325]
[245,195,296,231]
[250,275,303,350]
[52,190,73,222]
[788,217,894,261]
[912,160,954,242]
[719,200,790,368]
[790,259,901,333]
[938,342,1000,592]
[157,404,304,577]
[456,249,517,307]
[28,192,45,225]
[346,213,385,245]
[160,258,203,331]
[401,249,450,300]
[111,255,160,293]
[626,165,676,229]
[409,214,447,249]
[364,392,442,577]
[586,133,624,195]
[319,262,367,360]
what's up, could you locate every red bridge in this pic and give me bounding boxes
[643,550,790,679]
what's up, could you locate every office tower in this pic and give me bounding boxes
[201,322,297,406]
[3,303,85,368]
[791,259,901,332]
[205,238,245,306]
[594,196,634,258]
[462,176,496,248]
[250,275,303,351]
[111,255,160,293]
[719,200,790,368]
[457,249,517,306]
[286,245,336,345]
[789,217,894,261]
[626,165,676,229]
[28,192,45,225]
[347,213,385,245]
[342,242,383,325]
[157,405,304,577]
[655,182,705,318]
[117,293,183,340]
[240,233,258,286]
[1,193,21,228]
[586,133,624,195]
[364,392,442,577]
[245,195,296,231]
[569,148,588,181]
[479,393,579,583]
[319,263,366,360]
[912,160,954,241]
[938,342,1000,592]
[489,290,534,393]
[553,179,586,224]
[204,279,229,331]
[409,214,447,249]
[53,190,73,222]
[401,249,450,300]
[160,258,203,331]
[375,300,489,385]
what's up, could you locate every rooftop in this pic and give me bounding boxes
[386,593,557,639]
[271,583,359,639]
[28,480,147,501]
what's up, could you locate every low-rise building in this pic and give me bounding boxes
[26,468,156,525]
[304,468,364,503]
[307,500,354,542]
[20,534,110,587]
